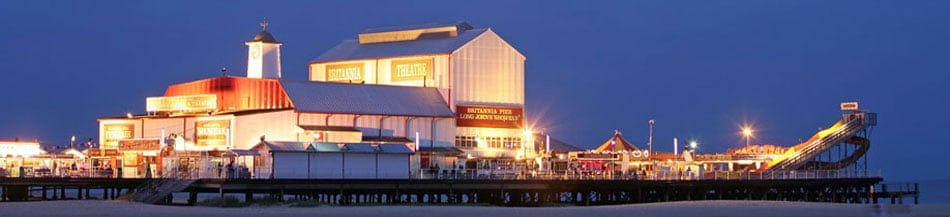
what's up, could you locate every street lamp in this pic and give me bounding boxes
[742,127,753,147]
[647,119,655,154]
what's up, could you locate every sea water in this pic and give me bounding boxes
[914,179,950,204]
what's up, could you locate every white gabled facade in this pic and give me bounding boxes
[309,23,532,159]
[450,29,525,108]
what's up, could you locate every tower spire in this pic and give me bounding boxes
[246,20,282,79]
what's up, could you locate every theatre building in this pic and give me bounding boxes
[98,21,532,179]
[310,21,533,161]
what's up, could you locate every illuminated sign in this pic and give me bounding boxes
[146,94,217,112]
[195,120,230,147]
[456,105,523,129]
[0,142,44,157]
[118,139,161,151]
[86,148,120,157]
[326,63,364,82]
[103,124,134,149]
[840,102,859,111]
[391,58,433,81]
[730,145,788,155]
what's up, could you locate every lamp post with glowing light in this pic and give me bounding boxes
[647,119,654,154]
[742,127,753,147]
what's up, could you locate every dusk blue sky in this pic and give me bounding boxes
[1,1,947,180]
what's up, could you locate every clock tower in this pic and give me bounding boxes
[245,20,282,79]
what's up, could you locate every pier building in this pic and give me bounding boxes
[95,21,532,179]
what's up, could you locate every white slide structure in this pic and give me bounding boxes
[765,110,874,171]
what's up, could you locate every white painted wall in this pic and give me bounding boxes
[233,110,299,150]
[377,154,409,179]
[267,151,410,179]
[450,29,526,108]
[311,152,343,179]
[273,152,308,179]
[343,153,376,179]
[247,42,282,79]
[298,113,455,148]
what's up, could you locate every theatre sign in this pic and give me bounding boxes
[456,105,523,129]
[326,63,364,82]
[391,58,433,81]
[146,94,217,113]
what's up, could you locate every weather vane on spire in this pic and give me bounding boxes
[260,19,269,31]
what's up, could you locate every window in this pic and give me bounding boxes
[455,136,522,150]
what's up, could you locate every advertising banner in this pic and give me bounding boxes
[456,105,523,129]
[103,124,134,149]
[118,139,161,151]
[195,120,230,147]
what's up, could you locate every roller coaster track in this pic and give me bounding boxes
[765,117,870,171]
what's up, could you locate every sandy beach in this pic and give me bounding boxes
[0,200,947,217]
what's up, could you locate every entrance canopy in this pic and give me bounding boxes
[594,130,640,152]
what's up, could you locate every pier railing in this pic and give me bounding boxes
[413,169,882,181]
[706,169,882,180]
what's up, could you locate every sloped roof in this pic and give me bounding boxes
[534,134,584,153]
[378,144,414,154]
[311,143,342,152]
[343,144,377,153]
[361,21,473,34]
[311,28,488,63]
[265,142,413,154]
[280,80,454,117]
[594,130,640,152]
[253,141,311,152]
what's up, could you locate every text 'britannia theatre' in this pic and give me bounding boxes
[310,21,533,174]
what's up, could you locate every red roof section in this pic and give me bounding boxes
[164,77,293,112]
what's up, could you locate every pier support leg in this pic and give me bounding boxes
[246,192,253,203]
[188,190,198,205]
